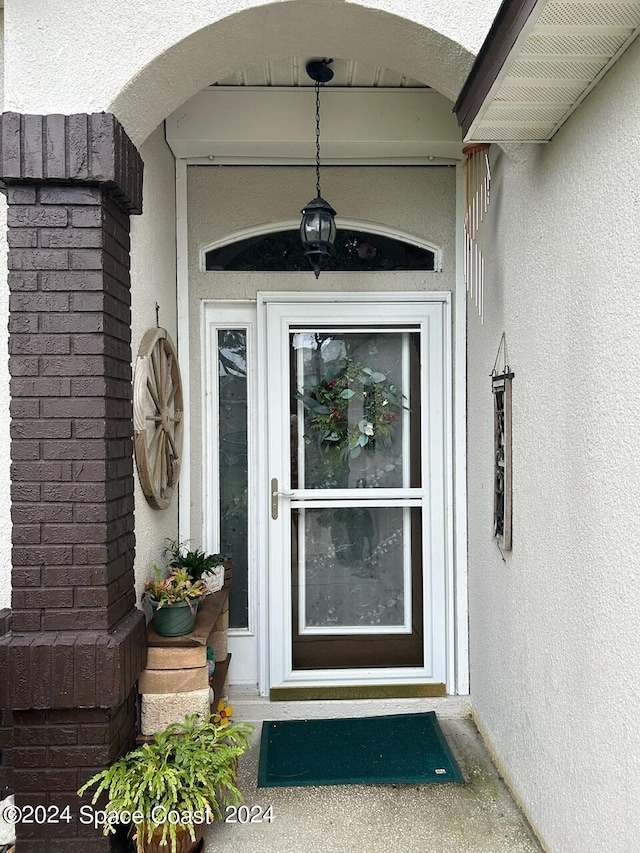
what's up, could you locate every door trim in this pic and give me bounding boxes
[258,291,453,692]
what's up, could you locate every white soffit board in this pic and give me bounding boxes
[215,57,428,89]
[165,88,463,163]
[465,0,640,143]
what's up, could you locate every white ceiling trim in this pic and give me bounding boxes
[166,87,463,163]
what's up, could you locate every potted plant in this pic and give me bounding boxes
[143,567,208,637]
[78,712,253,853]
[164,539,231,594]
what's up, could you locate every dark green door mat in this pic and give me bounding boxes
[257,711,463,787]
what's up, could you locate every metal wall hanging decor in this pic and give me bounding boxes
[463,143,491,323]
[492,334,513,550]
[133,327,184,509]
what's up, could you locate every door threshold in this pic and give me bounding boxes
[228,690,471,722]
[270,683,446,701]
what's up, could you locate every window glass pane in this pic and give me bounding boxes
[206,229,435,272]
[218,330,248,629]
[295,506,415,632]
[290,330,420,489]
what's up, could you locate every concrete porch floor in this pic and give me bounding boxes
[203,704,543,853]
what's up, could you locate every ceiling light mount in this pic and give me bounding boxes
[305,58,334,85]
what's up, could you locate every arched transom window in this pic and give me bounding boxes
[205,227,438,272]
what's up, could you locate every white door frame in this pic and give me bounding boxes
[258,291,453,691]
[175,158,470,697]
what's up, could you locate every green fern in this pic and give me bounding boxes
[78,713,253,852]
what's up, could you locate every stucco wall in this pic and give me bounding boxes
[130,126,179,604]
[186,164,456,543]
[3,0,500,146]
[467,36,640,853]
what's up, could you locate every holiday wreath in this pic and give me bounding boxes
[297,359,405,459]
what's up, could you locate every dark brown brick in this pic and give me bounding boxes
[40,228,102,249]
[71,207,102,227]
[40,186,101,206]
[11,420,72,439]
[10,291,70,312]
[40,313,105,333]
[43,566,108,587]
[41,482,106,502]
[9,247,69,270]
[8,228,38,248]
[40,270,103,291]
[8,313,39,333]
[9,398,40,418]
[9,355,39,375]
[42,610,106,631]
[9,610,41,632]
[10,334,71,355]
[42,523,108,545]
[40,355,106,377]
[41,439,107,460]
[11,568,42,587]
[13,767,78,790]
[12,545,73,566]
[11,442,41,461]
[13,588,74,610]
[69,248,103,270]
[12,525,41,545]
[7,186,37,204]
[12,503,73,524]
[8,270,38,291]
[75,587,110,608]
[41,398,107,418]
[8,206,68,227]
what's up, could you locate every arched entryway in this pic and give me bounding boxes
[1,2,480,844]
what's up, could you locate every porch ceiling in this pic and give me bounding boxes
[454,0,640,142]
[214,57,428,89]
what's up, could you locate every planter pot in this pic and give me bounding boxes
[135,823,204,853]
[150,598,201,637]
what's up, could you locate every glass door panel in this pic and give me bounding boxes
[286,325,424,671]
[290,330,421,491]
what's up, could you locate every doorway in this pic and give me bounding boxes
[264,293,450,691]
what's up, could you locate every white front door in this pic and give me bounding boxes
[263,293,450,690]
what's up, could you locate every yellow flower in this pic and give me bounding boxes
[214,699,234,727]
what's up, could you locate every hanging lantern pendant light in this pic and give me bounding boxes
[300,59,337,278]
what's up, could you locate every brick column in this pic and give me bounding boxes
[0,114,147,852]
[0,609,12,798]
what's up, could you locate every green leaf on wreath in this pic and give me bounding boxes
[339,389,355,400]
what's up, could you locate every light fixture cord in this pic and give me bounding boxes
[315,78,322,198]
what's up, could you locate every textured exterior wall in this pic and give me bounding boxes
[130,126,178,603]
[4,0,500,146]
[467,36,640,853]
[186,164,456,543]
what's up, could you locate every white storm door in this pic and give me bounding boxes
[264,294,449,689]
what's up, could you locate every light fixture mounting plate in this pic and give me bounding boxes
[306,59,334,84]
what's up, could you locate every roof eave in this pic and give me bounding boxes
[453,0,542,138]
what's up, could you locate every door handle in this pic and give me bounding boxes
[271,478,294,520]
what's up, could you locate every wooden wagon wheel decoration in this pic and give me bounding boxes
[133,328,184,510]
